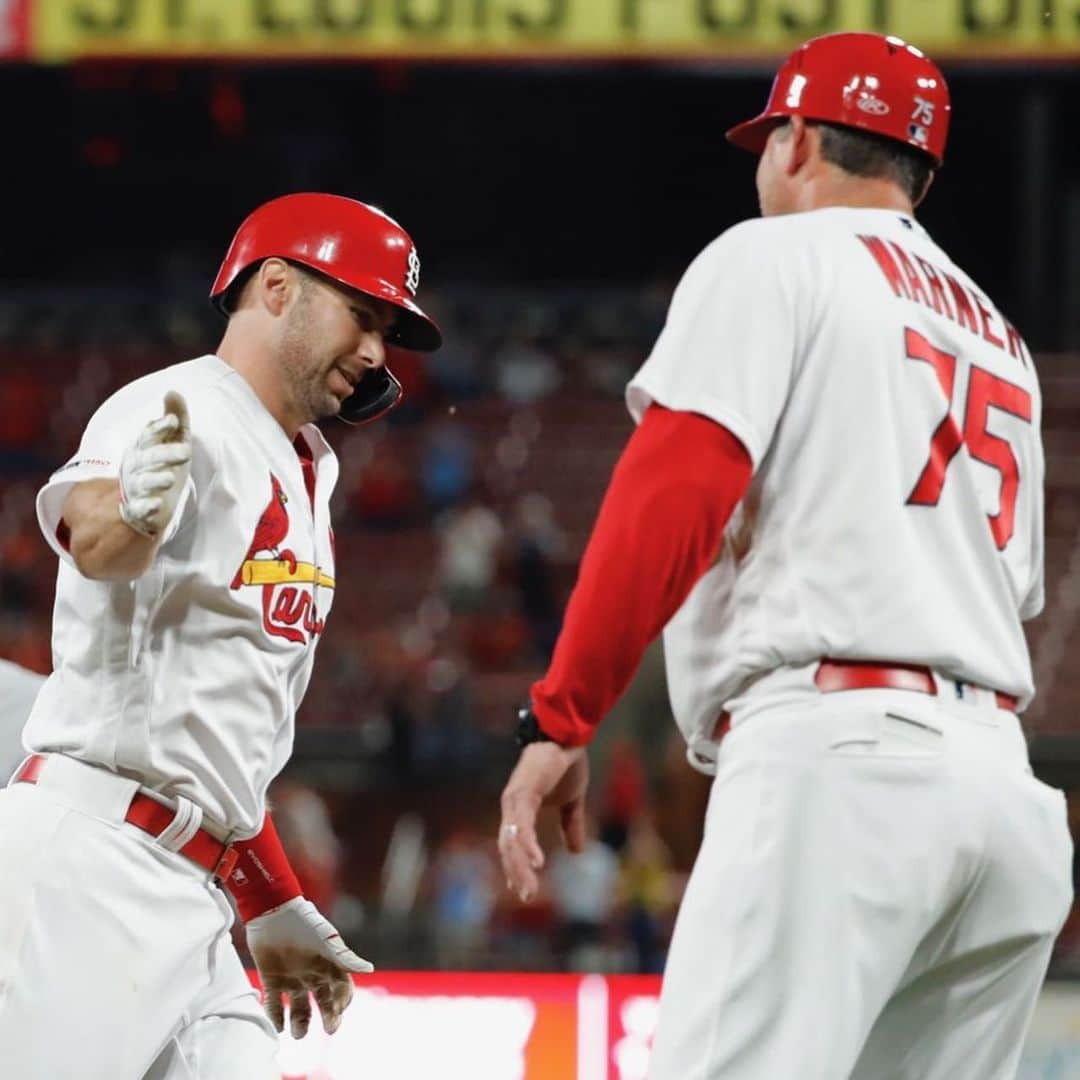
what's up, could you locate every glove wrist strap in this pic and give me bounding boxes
[225,814,303,923]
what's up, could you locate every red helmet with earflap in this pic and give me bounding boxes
[211,193,441,424]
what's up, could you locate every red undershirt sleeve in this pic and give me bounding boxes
[529,403,753,747]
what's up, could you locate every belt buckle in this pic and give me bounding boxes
[211,844,238,882]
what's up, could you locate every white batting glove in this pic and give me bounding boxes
[118,391,192,539]
[245,896,374,1038]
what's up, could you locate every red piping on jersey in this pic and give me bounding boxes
[294,435,317,514]
[530,404,753,747]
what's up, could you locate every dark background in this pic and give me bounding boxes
[2,58,1078,347]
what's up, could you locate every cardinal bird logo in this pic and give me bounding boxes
[231,474,296,589]
[231,472,334,644]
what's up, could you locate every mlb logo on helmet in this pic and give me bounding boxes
[907,93,937,149]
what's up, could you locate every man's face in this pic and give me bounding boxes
[276,271,396,425]
[755,123,797,218]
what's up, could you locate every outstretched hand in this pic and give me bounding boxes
[246,897,373,1039]
[498,741,590,902]
[118,391,192,539]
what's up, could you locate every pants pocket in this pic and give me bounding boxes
[830,711,944,757]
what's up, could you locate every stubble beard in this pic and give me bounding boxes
[277,294,343,426]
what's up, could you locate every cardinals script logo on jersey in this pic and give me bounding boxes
[230,472,334,644]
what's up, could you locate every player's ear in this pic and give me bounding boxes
[912,169,935,208]
[786,116,814,176]
[257,258,293,317]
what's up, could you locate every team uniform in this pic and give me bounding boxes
[0,355,333,1076]
[513,33,1073,1080]
[631,208,1042,763]
[635,206,1071,1079]
[0,194,441,1079]
[0,659,46,782]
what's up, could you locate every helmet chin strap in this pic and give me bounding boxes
[337,367,403,425]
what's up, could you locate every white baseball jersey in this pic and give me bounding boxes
[31,354,339,834]
[628,207,1043,754]
[0,659,46,782]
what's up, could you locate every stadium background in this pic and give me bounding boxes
[0,3,1078,1076]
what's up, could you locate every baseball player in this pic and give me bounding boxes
[498,33,1073,1079]
[0,193,440,1078]
[0,658,46,782]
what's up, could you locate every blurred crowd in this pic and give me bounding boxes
[0,282,665,690]
[1,283,1078,977]
[261,731,706,979]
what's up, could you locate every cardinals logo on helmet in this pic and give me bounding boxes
[405,246,421,296]
[231,472,334,644]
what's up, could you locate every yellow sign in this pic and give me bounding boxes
[29,0,1080,60]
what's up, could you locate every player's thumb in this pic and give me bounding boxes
[162,391,190,441]
[338,950,375,975]
[324,933,375,974]
[561,799,587,855]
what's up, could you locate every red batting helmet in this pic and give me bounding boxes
[726,32,950,167]
[210,192,441,424]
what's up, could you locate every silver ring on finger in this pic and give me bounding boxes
[501,823,520,839]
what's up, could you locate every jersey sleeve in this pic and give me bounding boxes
[1019,394,1045,622]
[530,405,753,746]
[626,221,804,467]
[36,380,200,564]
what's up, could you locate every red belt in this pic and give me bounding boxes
[814,659,1019,711]
[12,754,238,881]
[712,660,1019,741]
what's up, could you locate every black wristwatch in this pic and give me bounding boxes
[515,704,557,750]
